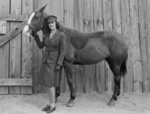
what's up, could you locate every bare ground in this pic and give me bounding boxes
[0,92,150,114]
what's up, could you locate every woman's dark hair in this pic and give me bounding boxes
[55,20,60,29]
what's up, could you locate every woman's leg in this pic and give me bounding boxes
[48,86,56,108]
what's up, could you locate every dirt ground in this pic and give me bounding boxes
[0,92,150,114]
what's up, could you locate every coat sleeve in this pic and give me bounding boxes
[34,35,45,49]
[57,33,66,66]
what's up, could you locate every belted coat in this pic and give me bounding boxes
[34,30,66,87]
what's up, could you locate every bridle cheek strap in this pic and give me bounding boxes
[26,23,38,33]
[26,17,44,33]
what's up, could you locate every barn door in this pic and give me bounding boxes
[0,0,33,94]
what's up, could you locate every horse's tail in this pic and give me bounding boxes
[120,53,128,76]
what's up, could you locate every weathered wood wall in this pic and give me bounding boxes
[0,0,150,94]
[33,0,150,94]
[0,0,33,94]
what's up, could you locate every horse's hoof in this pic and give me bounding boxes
[107,99,116,106]
[66,99,74,107]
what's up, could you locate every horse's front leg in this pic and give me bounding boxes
[63,61,76,107]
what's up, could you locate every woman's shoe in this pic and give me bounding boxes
[66,99,74,107]
[46,106,56,113]
[42,105,50,111]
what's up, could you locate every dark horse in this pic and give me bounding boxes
[23,5,128,106]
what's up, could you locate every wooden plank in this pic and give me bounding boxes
[0,22,26,47]
[64,0,74,28]
[0,14,29,22]
[21,0,33,94]
[138,0,149,92]
[22,0,33,15]
[129,0,142,92]
[0,86,8,94]
[53,0,64,23]
[147,0,150,92]
[9,22,22,94]
[33,0,40,10]
[112,0,121,33]
[21,87,32,94]
[0,21,6,34]
[0,44,9,94]
[0,0,9,14]
[0,78,32,86]
[0,0,10,94]
[121,0,133,92]
[103,0,113,93]
[9,0,22,94]
[10,0,21,15]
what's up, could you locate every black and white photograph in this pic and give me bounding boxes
[0,0,150,114]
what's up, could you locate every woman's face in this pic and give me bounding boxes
[48,21,56,30]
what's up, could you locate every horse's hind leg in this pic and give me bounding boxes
[63,61,76,107]
[106,58,121,106]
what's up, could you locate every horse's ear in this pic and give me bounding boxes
[39,4,47,13]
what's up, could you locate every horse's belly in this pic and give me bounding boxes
[74,42,109,65]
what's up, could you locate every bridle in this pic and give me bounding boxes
[26,14,45,34]
[26,23,40,33]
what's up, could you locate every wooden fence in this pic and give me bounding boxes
[0,0,150,94]
[0,0,33,94]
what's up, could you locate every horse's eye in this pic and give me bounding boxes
[35,12,41,18]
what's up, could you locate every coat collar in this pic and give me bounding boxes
[49,30,59,41]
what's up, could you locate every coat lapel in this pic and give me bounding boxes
[49,30,59,41]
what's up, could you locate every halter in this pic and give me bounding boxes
[26,15,44,33]
[26,23,39,33]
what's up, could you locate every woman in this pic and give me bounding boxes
[32,15,66,113]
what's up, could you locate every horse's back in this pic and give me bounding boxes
[64,28,128,64]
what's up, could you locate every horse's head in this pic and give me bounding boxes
[23,5,47,37]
